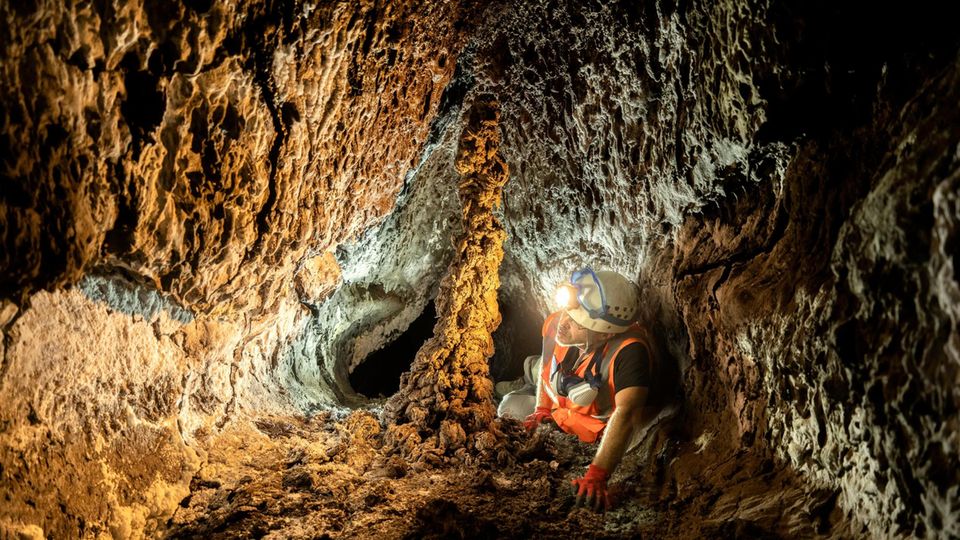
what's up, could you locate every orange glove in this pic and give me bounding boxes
[571,464,612,511]
[522,406,553,431]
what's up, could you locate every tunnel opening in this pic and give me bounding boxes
[349,301,437,398]
[490,292,543,382]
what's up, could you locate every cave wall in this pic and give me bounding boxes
[670,66,960,536]
[1,0,959,537]
[0,0,478,535]
[463,0,960,536]
[0,0,471,314]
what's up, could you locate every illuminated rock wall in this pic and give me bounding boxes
[0,0,475,535]
[1,0,958,537]
[465,1,959,536]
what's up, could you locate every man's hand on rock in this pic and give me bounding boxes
[571,464,612,512]
[522,406,553,431]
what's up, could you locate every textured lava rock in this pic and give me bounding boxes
[1,0,959,538]
[0,0,472,316]
[0,0,479,535]
[384,96,509,462]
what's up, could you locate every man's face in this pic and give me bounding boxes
[555,311,590,348]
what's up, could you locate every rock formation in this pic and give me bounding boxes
[384,96,508,464]
[1,0,958,537]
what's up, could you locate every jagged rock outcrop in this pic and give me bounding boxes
[384,96,508,463]
[1,0,958,538]
[0,0,479,535]
[0,0,472,313]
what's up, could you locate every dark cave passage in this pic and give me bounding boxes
[349,301,437,398]
[490,294,543,382]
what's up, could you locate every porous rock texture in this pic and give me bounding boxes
[1,0,959,538]
[383,96,509,463]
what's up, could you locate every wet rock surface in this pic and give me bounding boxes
[2,0,959,538]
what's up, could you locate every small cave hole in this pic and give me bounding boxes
[490,295,543,382]
[183,0,213,13]
[120,52,165,153]
[349,301,437,398]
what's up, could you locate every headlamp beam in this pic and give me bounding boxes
[554,284,580,310]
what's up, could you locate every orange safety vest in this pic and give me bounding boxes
[538,312,646,444]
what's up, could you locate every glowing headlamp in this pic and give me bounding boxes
[554,283,579,310]
[553,267,635,326]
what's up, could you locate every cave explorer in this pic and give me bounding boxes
[497,268,667,512]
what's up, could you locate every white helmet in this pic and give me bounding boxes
[555,268,639,334]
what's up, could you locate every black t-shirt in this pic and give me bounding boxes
[612,342,651,392]
[560,342,651,392]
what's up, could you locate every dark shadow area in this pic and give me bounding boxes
[119,51,164,156]
[755,0,960,143]
[349,301,437,398]
[490,294,543,382]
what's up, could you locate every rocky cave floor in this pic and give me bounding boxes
[165,409,841,539]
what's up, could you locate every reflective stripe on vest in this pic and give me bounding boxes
[539,312,564,407]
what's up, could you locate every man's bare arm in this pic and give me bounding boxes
[592,386,648,473]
